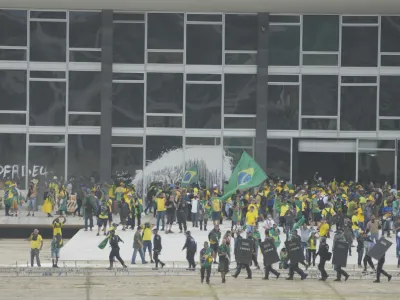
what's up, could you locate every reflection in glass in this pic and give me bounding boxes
[267,85,299,130]
[340,86,377,131]
[381,17,400,53]
[147,116,182,128]
[186,137,220,146]
[301,118,337,130]
[225,53,256,65]
[380,119,400,131]
[68,135,100,180]
[186,84,221,129]
[113,13,144,22]
[0,70,26,110]
[269,15,300,23]
[30,11,66,19]
[29,81,66,126]
[147,52,183,64]
[0,10,27,46]
[187,14,222,22]
[224,117,256,129]
[69,114,101,126]
[358,152,395,184]
[30,21,66,62]
[224,137,253,147]
[303,54,338,66]
[225,14,257,51]
[269,25,300,66]
[69,71,101,112]
[28,146,65,183]
[187,74,221,82]
[146,135,182,162]
[29,135,65,143]
[381,55,400,67]
[0,133,26,188]
[112,147,143,178]
[0,113,25,125]
[224,74,256,115]
[69,11,101,48]
[342,16,378,24]
[267,139,290,180]
[341,26,378,67]
[0,49,26,60]
[70,50,101,62]
[302,75,338,116]
[186,25,222,65]
[303,15,339,51]
[112,136,143,145]
[146,73,183,114]
[147,13,184,49]
[112,83,144,128]
[113,23,144,64]
[379,76,400,117]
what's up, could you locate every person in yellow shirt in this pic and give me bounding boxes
[279,200,290,227]
[211,193,222,226]
[308,231,317,266]
[156,193,166,231]
[246,206,257,233]
[318,219,330,238]
[52,216,66,237]
[29,229,43,267]
[351,211,360,238]
[142,222,154,263]
[357,208,365,230]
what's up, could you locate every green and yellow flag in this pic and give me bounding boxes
[221,152,267,201]
[181,165,199,187]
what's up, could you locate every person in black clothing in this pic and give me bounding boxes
[182,231,197,270]
[152,228,165,270]
[73,186,83,217]
[374,253,392,283]
[247,231,260,269]
[107,230,127,270]
[263,229,280,280]
[316,237,330,281]
[286,231,308,281]
[165,195,175,234]
[176,196,188,234]
[232,234,252,279]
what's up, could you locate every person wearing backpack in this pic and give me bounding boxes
[182,231,197,270]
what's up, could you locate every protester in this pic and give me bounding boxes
[199,241,213,284]
[29,229,43,267]
[132,226,147,265]
[51,233,63,268]
[152,227,165,270]
[108,229,127,270]
[182,231,197,270]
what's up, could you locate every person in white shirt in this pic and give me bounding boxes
[263,214,275,230]
[191,196,199,228]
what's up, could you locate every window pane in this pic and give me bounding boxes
[186,137,220,146]
[0,70,26,110]
[303,15,339,51]
[112,136,143,145]
[302,75,338,116]
[0,49,26,61]
[146,135,182,162]
[147,52,183,64]
[0,113,25,125]
[380,119,400,131]
[147,116,182,128]
[341,26,378,67]
[267,85,299,130]
[146,73,183,114]
[69,50,101,62]
[30,134,65,143]
[340,86,377,131]
[147,13,184,49]
[186,25,222,65]
[28,146,65,184]
[379,76,400,117]
[303,54,338,66]
[31,71,65,79]
[112,147,143,179]
[225,53,256,65]
[186,84,221,129]
[358,152,395,184]
[187,74,221,82]
[342,16,378,24]
[0,134,26,187]
[225,14,257,51]
[269,15,300,23]
[269,25,300,66]
[68,135,100,179]
[112,83,144,127]
[187,14,222,22]
[267,139,290,180]
[113,13,144,22]
[301,118,337,130]
[30,11,66,19]
[359,139,395,149]
[69,11,101,48]
[0,10,27,46]
[342,76,376,84]
[224,74,256,114]
[113,73,144,81]
[69,71,101,112]
[224,137,253,147]
[381,55,400,67]
[113,23,144,64]
[30,21,66,62]
[225,147,253,167]
[269,75,299,83]
[224,117,255,129]
[29,81,66,126]
[381,17,400,53]
[69,114,101,126]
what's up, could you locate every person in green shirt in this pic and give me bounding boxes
[347,199,358,219]
[208,225,221,263]
[218,238,230,283]
[231,195,243,232]
[311,196,321,225]
[200,241,214,284]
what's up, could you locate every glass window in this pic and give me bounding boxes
[340,86,377,131]
[381,55,400,67]
[267,139,290,180]
[302,53,338,66]
[68,135,100,179]
[379,76,400,117]
[380,119,400,131]
[29,134,65,143]
[0,49,26,61]
[301,118,337,130]
[0,10,27,46]
[267,85,299,130]
[112,136,143,145]
[187,14,222,22]
[0,133,26,187]
[359,139,395,149]
[302,75,338,116]
[69,114,101,126]
[186,25,222,65]
[224,137,253,147]
[147,13,184,49]
[113,13,144,22]
[381,17,400,53]
[30,21,66,62]
[70,50,101,62]
[224,117,256,129]
[224,74,256,115]
[31,71,65,79]
[269,75,299,83]
[225,53,256,65]
[225,14,257,51]
[29,81,66,126]
[269,15,300,23]
[187,74,221,82]
[112,147,143,179]
[112,83,144,127]
[113,23,144,64]
[147,116,182,128]
[145,135,182,163]
[28,146,65,184]
[342,16,378,24]
[147,52,183,64]
[113,73,144,81]
[0,113,25,125]
[358,151,395,184]
[69,71,101,113]
[342,76,377,84]
[186,137,220,146]
[303,15,339,51]
[269,25,300,66]
[30,11,66,19]
[146,73,183,114]
[341,26,378,67]
[69,11,101,48]
[186,84,221,129]
[0,70,26,110]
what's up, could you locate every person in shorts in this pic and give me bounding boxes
[51,233,63,268]
[142,223,154,263]
[27,179,38,216]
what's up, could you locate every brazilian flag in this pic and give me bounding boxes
[98,237,109,250]
[221,152,267,201]
[181,165,199,187]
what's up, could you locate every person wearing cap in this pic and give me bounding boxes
[316,237,330,281]
[28,229,43,267]
[199,241,213,284]
[132,226,148,265]
[108,229,127,270]
[182,231,197,270]
[152,227,165,269]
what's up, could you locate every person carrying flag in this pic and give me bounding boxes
[107,229,127,270]
[199,241,214,284]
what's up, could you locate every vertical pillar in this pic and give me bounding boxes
[100,10,113,183]
[255,13,269,172]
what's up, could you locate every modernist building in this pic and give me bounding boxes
[0,0,400,191]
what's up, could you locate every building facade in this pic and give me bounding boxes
[0,8,400,191]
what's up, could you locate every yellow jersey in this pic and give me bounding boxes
[319,223,329,237]
[156,197,166,212]
[351,215,359,230]
[142,227,152,241]
[211,198,221,212]
[280,204,289,217]
[53,222,63,236]
[246,211,257,226]
[30,234,43,249]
